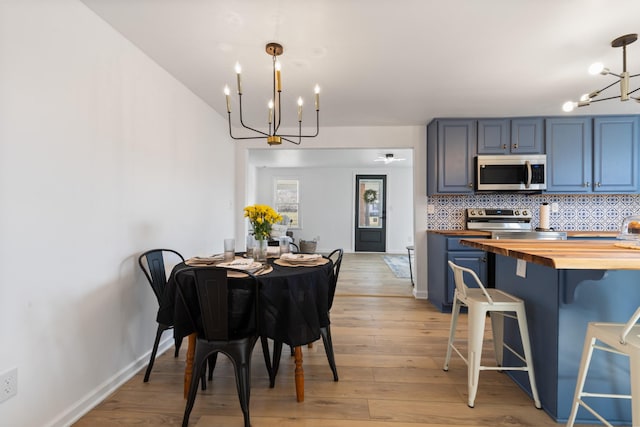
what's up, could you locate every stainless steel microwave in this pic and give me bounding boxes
[475,154,547,191]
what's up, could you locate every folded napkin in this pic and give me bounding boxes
[187,254,224,265]
[218,258,260,271]
[280,253,322,261]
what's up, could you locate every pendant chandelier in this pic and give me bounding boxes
[223,42,320,145]
[563,34,640,112]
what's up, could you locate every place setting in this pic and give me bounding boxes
[275,252,328,267]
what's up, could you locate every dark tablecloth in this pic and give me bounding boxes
[158,258,334,347]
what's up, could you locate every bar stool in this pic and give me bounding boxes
[443,260,541,409]
[406,245,414,287]
[566,306,640,427]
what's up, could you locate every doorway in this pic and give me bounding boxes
[355,174,386,252]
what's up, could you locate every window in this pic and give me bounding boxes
[274,178,300,228]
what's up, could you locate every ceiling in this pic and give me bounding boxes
[79,1,640,167]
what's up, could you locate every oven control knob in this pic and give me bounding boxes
[522,210,528,216]
[514,210,520,215]
[469,210,476,216]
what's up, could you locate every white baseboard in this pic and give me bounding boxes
[45,337,174,427]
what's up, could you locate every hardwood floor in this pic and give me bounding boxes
[74,253,582,426]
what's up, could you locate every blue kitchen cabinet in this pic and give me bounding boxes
[511,118,545,154]
[477,119,510,154]
[547,115,639,193]
[427,232,487,312]
[545,117,592,193]
[593,115,639,193]
[478,118,544,154]
[427,119,476,195]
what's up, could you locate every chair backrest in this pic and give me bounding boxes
[138,249,185,303]
[174,267,259,341]
[327,249,344,310]
[620,306,640,344]
[447,260,494,304]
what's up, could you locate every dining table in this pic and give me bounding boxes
[157,253,334,402]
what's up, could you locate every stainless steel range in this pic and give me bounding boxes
[465,208,567,240]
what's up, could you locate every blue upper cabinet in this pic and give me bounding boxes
[593,116,639,193]
[477,119,510,154]
[427,119,476,195]
[511,118,545,153]
[546,117,593,193]
[478,118,544,154]
[546,115,639,194]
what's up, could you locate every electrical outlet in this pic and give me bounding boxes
[551,202,559,213]
[0,368,17,403]
[427,204,435,214]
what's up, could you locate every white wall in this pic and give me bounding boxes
[254,165,414,253]
[0,1,235,425]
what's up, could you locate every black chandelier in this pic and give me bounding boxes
[224,42,320,145]
[563,34,640,112]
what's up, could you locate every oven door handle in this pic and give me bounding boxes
[524,160,532,189]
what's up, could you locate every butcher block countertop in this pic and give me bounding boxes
[460,238,640,270]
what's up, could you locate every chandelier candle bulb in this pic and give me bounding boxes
[235,62,242,94]
[314,85,320,111]
[297,97,303,121]
[224,86,231,112]
[268,100,274,123]
[275,61,282,92]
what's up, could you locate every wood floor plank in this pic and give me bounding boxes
[74,253,590,427]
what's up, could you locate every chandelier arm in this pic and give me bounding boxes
[236,94,269,137]
[281,136,302,145]
[627,87,640,96]
[590,95,622,103]
[277,111,320,138]
[591,79,622,96]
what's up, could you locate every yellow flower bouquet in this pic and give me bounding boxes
[243,204,283,241]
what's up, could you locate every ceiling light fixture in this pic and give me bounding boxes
[223,42,320,145]
[563,33,640,112]
[374,153,406,164]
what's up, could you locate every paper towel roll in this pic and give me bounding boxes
[539,203,550,230]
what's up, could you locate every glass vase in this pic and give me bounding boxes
[255,239,268,262]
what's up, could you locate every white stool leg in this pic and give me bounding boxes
[467,304,486,408]
[515,305,541,409]
[566,331,597,427]
[490,311,504,367]
[444,294,461,371]
[629,349,640,427]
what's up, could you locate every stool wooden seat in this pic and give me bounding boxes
[444,260,541,409]
[566,306,640,427]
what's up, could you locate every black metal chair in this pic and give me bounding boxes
[267,248,343,386]
[320,248,343,381]
[175,266,260,427]
[138,249,185,383]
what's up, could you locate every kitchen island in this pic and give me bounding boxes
[460,238,640,425]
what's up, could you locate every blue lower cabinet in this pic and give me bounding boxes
[427,233,488,312]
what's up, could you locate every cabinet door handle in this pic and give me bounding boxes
[584,182,590,187]
[468,182,473,188]
[502,144,507,149]
[512,143,518,149]
[482,257,487,263]
[596,182,601,187]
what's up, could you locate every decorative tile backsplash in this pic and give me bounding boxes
[427,194,640,231]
